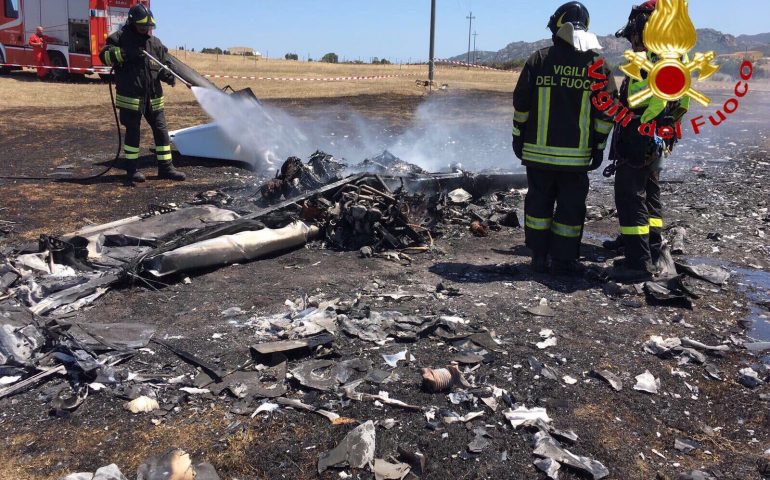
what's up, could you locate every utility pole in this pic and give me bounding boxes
[428,0,436,90]
[466,11,475,69]
[473,31,478,64]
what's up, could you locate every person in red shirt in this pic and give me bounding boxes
[29,26,50,79]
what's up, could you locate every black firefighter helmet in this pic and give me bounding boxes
[128,3,156,28]
[616,0,658,40]
[547,2,590,35]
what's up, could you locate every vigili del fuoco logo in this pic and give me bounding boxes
[588,0,755,139]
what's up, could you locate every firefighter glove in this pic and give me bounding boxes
[589,148,605,171]
[512,136,524,160]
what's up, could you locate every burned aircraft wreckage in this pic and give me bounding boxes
[3,144,767,479]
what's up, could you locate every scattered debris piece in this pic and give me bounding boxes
[383,350,410,368]
[441,410,484,424]
[276,397,340,423]
[738,367,763,389]
[136,448,220,480]
[633,371,660,395]
[670,227,687,255]
[527,298,555,317]
[534,457,561,480]
[318,421,376,474]
[675,263,731,286]
[590,370,623,391]
[421,365,471,392]
[124,396,160,414]
[532,431,609,479]
[674,438,700,454]
[251,333,335,355]
[397,446,426,476]
[373,459,410,480]
[504,406,551,428]
[448,189,472,204]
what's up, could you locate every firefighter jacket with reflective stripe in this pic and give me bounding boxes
[609,52,691,164]
[99,26,174,111]
[512,40,617,172]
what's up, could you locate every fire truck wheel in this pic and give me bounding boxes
[0,50,9,74]
[48,51,70,81]
[99,73,114,83]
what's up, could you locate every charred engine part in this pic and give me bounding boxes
[325,177,428,252]
[259,152,346,205]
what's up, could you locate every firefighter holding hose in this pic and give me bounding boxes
[606,0,690,282]
[99,3,186,183]
[512,2,617,276]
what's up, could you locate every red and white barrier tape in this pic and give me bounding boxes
[0,64,422,81]
[435,59,501,71]
[0,62,104,72]
[201,73,422,81]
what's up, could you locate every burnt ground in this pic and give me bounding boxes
[1,89,770,480]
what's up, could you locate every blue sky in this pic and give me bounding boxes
[151,0,770,61]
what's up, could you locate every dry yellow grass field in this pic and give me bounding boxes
[0,51,516,109]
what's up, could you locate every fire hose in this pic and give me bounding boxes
[0,68,123,182]
[0,51,190,183]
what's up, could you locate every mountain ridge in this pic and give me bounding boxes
[451,28,770,67]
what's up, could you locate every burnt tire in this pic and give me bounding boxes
[48,51,69,81]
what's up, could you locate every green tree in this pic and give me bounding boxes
[285,53,299,60]
[321,52,339,64]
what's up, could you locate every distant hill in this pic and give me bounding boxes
[452,29,769,67]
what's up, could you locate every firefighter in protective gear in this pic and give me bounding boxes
[29,26,50,79]
[608,0,690,283]
[99,3,186,184]
[513,2,617,275]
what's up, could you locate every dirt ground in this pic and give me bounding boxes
[1,71,769,480]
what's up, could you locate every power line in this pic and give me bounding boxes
[466,11,475,68]
[429,0,437,89]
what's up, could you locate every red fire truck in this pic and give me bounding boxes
[0,0,147,79]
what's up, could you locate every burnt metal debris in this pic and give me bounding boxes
[1,147,769,479]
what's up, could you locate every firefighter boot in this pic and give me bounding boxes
[125,161,146,184]
[531,255,549,274]
[609,259,656,284]
[158,161,186,181]
[602,235,624,253]
[551,259,585,277]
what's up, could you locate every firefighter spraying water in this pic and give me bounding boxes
[100,3,186,184]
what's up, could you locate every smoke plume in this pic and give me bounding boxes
[191,86,518,173]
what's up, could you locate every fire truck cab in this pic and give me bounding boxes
[0,0,144,79]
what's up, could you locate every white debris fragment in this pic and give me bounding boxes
[442,411,484,424]
[537,337,558,350]
[0,376,21,386]
[180,387,211,395]
[503,406,551,428]
[382,350,410,368]
[251,402,280,417]
[448,188,473,204]
[634,371,660,395]
[563,375,578,385]
[124,396,159,414]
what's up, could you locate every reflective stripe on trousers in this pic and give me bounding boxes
[124,144,140,160]
[525,215,552,231]
[551,221,582,238]
[156,144,172,162]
